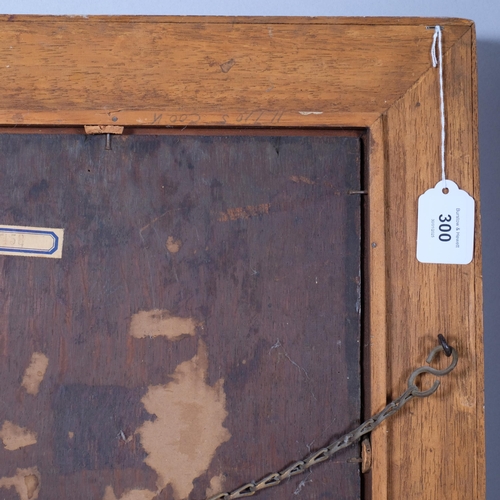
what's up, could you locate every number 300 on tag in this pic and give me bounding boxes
[416,180,475,265]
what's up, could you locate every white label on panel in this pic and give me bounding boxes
[0,225,64,259]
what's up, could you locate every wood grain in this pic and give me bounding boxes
[0,16,483,500]
[379,27,484,499]
[0,15,474,25]
[0,18,469,127]
[366,117,389,500]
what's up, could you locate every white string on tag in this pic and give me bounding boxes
[417,26,476,264]
[431,26,447,187]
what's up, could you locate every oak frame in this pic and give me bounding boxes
[0,16,483,500]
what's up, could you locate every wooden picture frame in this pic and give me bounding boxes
[0,16,483,500]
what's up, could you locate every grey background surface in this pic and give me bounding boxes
[0,0,498,498]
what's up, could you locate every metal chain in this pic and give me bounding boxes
[207,338,459,500]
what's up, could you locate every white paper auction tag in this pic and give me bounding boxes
[416,180,474,264]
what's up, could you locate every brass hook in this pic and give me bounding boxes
[407,337,459,398]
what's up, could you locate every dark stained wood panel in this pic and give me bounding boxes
[0,134,361,500]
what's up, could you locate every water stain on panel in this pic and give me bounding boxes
[290,175,315,185]
[102,485,156,500]
[218,203,270,222]
[205,474,226,498]
[0,421,37,450]
[0,467,40,500]
[129,310,198,340]
[21,353,48,395]
[137,340,231,499]
[166,236,182,254]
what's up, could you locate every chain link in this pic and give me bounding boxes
[207,341,458,500]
